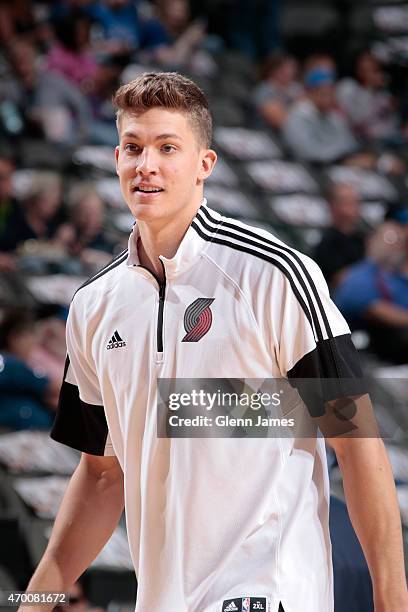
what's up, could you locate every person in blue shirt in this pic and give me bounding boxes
[0,310,57,430]
[334,217,408,363]
[87,0,141,53]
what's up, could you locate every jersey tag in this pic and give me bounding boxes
[221,597,269,612]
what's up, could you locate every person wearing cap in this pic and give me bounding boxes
[283,65,362,165]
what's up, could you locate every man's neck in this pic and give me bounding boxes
[137,199,203,282]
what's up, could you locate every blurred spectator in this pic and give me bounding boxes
[0,309,58,430]
[0,39,91,145]
[86,55,122,146]
[61,183,115,264]
[253,52,303,131]
[334,219,408,364]
[46,9,98,88]
[337,51,401,144]
[0,148,19,269]
[3,172,65,251]
[27,312,66,392]
[314,183,366,288]
[141,0,216,75]
[283,65,369,165]
[87,0,141,55]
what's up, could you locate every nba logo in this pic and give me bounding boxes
[242,598,250,612]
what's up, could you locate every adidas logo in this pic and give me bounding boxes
[224,603,239,612]
[106,330,126,350]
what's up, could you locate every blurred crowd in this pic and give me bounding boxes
[254,50,407,168]
[0,0,407,435]
[254,48,408,365]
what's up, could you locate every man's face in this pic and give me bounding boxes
[275,58,297,87]
[356,53,385,89]
[115,108,216,226]
[331,184,360,226]
[310,83,335,113]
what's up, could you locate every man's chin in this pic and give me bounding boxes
[130,202,164,221]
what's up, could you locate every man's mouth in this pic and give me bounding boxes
[134,186,164,193]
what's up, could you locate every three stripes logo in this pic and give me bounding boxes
[106,330,126,350]
[182,297,214,342]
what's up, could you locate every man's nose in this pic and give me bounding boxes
[136,148,158,175]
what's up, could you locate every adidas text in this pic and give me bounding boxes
[107,341,126,349]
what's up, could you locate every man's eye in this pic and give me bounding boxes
[124,144,140,153]
[161,144,176,153]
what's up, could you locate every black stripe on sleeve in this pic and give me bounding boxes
[287,334,367,418]
[287,334,363,379]
[50,381,109,456]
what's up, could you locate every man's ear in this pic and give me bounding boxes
[198,149,217,182]
[115,146,120,175]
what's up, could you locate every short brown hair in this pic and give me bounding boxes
[113,72,212,147]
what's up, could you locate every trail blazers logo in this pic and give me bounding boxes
[182,298,214,342]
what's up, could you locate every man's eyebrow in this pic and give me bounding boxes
[155,133,182,141]
[122,130,139,139]
[122,131,182,141]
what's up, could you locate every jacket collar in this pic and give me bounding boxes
[126,199,223,279]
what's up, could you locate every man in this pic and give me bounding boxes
[335,217,408,364]
[253,52,303,131]
[314,182,366,288]
[23,73,407,612]
[337,51,400,144]
[283,66,360,165]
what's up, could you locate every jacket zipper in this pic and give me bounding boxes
[136,262,166,355]
[157,276,166,353]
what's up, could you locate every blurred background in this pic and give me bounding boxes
[0,0,408,611]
